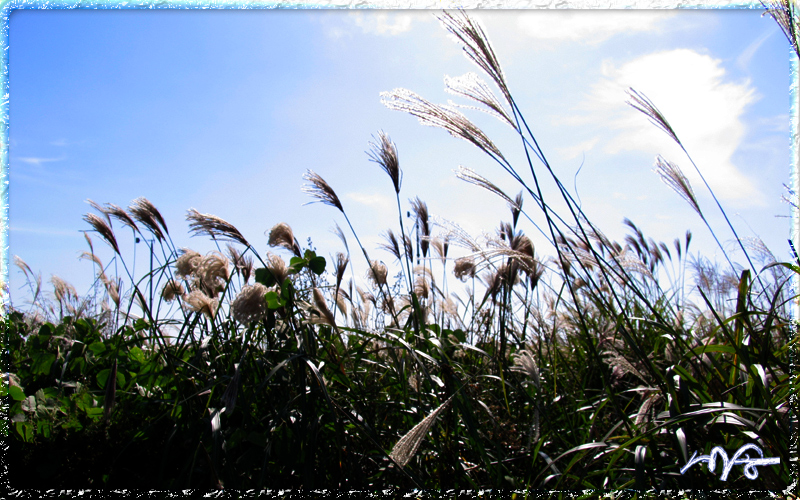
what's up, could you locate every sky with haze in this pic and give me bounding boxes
[6,7,794,308]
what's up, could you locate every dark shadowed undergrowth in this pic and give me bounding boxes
[4,8,797,495]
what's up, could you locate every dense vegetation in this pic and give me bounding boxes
[4,8,797,494]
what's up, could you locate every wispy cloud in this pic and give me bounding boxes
[349,11,414,36]
[346,191,394,213]
[516,10,675,45]
[325,11,416,39]
[16,155,65,166]
[557,136,599,160]
[576,49,761,205]
[10,225,78,237]
[737,24,778,70]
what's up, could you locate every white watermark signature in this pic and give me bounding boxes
[679,444,780,480]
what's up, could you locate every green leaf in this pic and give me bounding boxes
[255,267,276,287]
[128,346,145,364]
[134,318,149,331]
[265,291,286,310]
[446,328,467,343]
[8,385,25,402]
[31,351,56,376]
[15,422,34,442]
[97,368,111,389]
[84,407,104,419]
[308,256,326,275]
[88,341,106,356]
[288,256,305,274]
[689,344,736,356]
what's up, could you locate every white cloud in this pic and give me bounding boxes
[16,156,64,166]
[346,191,394,212]
[580,49,761,204]
[348,11,414,36]
[557,136,599,160]
[516,10,676,44]
[736,24,777,71]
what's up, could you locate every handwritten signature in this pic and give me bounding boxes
[679,444,780,480]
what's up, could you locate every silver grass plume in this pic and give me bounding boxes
[389,394,455,468]
[227,244,253,284]
[626,88,680,145]
[653,156,704,219]
[510,348,541,389]
[453,257,477,281]
[129,197,169,241]
[334,252,349,291]
[444,73,515,129]
[379,229,403,261]
[232,283,268,323]
[83,212,120,255]
[332,222,349,253]
[161,279,185,302]
[267,222,302,257]
[266,253,289,286]
[455,166,515,206]
[410,197,431,258]
[175,249,202,278]
[381,88,506,163]
[762,0,800,58]
[367,131,402,194]
[186,208,250,247]
[302,170,343,213]
[311,287,336,327]
[51,276,77,305]
[104,203,139,233]
[437,10,512,106]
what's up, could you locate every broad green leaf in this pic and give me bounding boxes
[128,346,146,364]
[97,368,111,389]
[8,385,25,401]
[88,341,106,356]
[31,351,56,376]
[308,256,326,275]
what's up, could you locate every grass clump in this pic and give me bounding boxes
[4,9,796,493]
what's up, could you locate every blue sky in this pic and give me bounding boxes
[5,7,794,308]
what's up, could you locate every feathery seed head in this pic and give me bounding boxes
[186,208,249,247]
[183,290,219,320]
[335,252,349,289]
[437,10,511,106]
[232,283,269,324]
[104,203,140,233]
[311,287,336,327]
[389,394,455,468]
[302,170,343,213]
[444,72,515,129]
[175,249,203,279]
[268,222,301,257]
[453,257,476,281]
[456,166,514,206]
[510,349,541,389]
[83,212,120,255]
[129,197,168,241]
[380,229,403,261]
[267,253,289,286]
[368,131,402,194]
[381,89,506,162]
[627,88,680,145]
[51,276,77,304]
[197,252,230,296]
[367,260,388,287]
[653,156,703,219]
[161,279,185,302]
